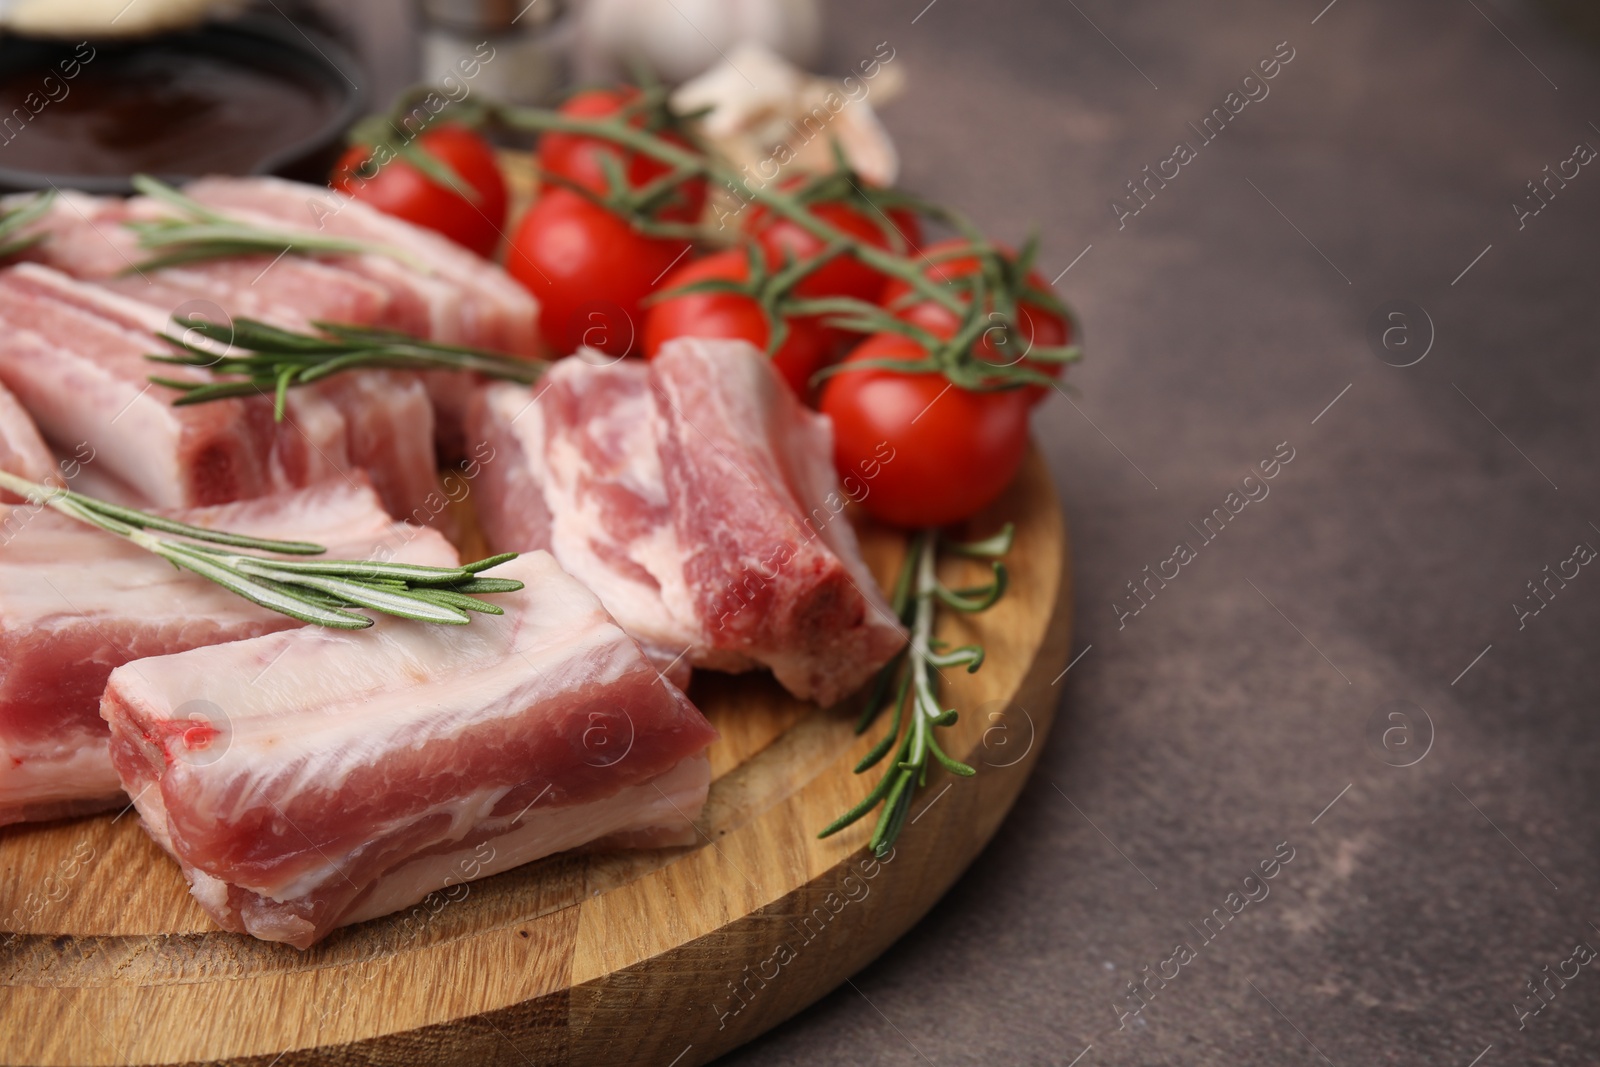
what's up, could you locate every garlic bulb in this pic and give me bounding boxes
[575,0,822,85]
[671,42,903,187]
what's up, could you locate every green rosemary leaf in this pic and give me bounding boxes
[817,755,904,839]
[405,588,507,616]
[926,733,977,777]
[869,770,917,856]
[855,665,912,771]
[461,552,520,574]
[0,189,56,258]
[947,523,1016,559]
[147,319,546,420]
[225,557,472,582]
[126,175,426,273]
[70,494,326,554]
[0,469,522,631]
[855,648,908,735]
[935,562,1008,612]
[821,526,1010,854]
[232,562,473,624]
[434,577,525,595]
[155,543,375,629]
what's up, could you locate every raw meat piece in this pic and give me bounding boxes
[0,378,55,501]
[470,339,906,705]
[14,191,399,332]
[0,478,458,826]
[0,263,278,507]
[102,551,717,949]
[181,175,542,455]
[2,263,356,497]
[10,182,538,455]
[0,264,446,526]
[473,363,702,689]
[181,176,539,356]
[652,339,907,705]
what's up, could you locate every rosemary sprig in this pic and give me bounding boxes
[0,190,55,259]
[149,318,547,420]
[819,523,1013,857]
[495,100,1084,393]
[124,175,427,274]
[0,470,522,629]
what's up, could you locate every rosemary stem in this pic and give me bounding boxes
[497,107,966,315]
[0,469,521,628]
[906,531,942,769]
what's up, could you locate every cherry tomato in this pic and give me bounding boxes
[820,333,1031,528]
[643,249,833,397]
[880,239,1071,403]
[538,87,707,222]
[505,188,683,358]
[332,124,508,258]
[746,179,922,302]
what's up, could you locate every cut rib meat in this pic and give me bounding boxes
[14,190,399,332]
[0,263,278,507]
[473,361,701,689]
[651,339,907,704]
[0,378,55,502]
[470,339,906,705]
[0,263,446,527]
[0,478,458,826]
[181,176,539,357]
[102,551,717,949]
[179,176,542,456]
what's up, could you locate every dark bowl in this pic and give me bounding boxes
[0,13,365,195]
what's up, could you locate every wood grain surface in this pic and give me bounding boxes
[0,448,1072,1067]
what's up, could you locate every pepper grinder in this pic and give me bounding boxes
[418,0,573,106]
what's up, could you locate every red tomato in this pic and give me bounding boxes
[820,333,1031,528]
[538,87,707,222]
[332,124,507,258]
[505,188,683,358]
[880,239,1071,403]
[643,249,833,397]
[746,179,921,302]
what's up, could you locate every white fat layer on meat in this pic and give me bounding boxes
[0,378,54,485]
[275,384,352,487]
[0,319,188,506]
[182,177,539,356]
[111,554,636,820]
[258,781,517,902]
[0,482,457,823]
[339,752,710,927]
[0,731,119,806]
[0,483,455,626]
[486,378,697,660]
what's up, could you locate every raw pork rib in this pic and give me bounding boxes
[0,263,442,524]
[102,552,717,949]
[181,176,539,357]
[180,175,542,451]
[0,479,457,826]
[470,338,906,705]
[0,377,55,501]
[15,191,396,330]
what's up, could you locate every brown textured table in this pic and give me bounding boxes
[713,1,1600,1064]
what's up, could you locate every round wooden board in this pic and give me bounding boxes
[0,448,1072,1067]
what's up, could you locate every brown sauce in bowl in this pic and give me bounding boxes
[0,32,350,182]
